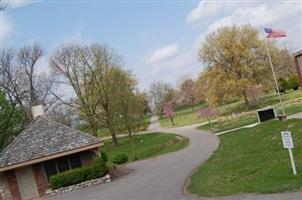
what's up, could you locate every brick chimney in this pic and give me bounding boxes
[31,104,45,119]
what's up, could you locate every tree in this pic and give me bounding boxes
[0,44,56,122]
[0,90,24,150]
[163,101,175,125]
[136,91,150,115]
[149,81,174,117]
[50,43,129,146]
[197,107,219,124]
[200,25,277,107]
[50,44,106,137]
[177,75,197,110]
[118,92,144,161]
[270,47,296,80]
[48,103,77,127]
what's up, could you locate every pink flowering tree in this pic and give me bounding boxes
[197,107,219,124]
[163,101,175,125]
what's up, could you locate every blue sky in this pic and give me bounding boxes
[1,0,302,91]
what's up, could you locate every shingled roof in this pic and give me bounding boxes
[0,116,102,170]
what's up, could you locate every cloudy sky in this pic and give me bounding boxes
[1,0,302,90]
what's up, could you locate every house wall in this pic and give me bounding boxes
[32,163,48,197]
[0,149,100,200]
[0,172,12,200]
[80,149,99,166]
[6,170,21,200]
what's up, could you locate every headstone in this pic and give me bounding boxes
[257,107,276,122]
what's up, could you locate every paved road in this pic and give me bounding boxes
[46,116,302,200]
[47,116,219,200]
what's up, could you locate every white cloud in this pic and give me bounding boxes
[186,1,246,24]
[9,0,33,8]
[0,0,33,41]
[187,1,223,24]
[143,1,302,89]
[147,43,179,64]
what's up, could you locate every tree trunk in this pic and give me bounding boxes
[128,129,137,161]
[105,115,119,146]
[88,118,98,137]
[243,91,250,109]
[109,126,119,146]
[170,118,174,126]
[191,98,195,112]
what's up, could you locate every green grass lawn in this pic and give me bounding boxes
[198,115,259,133]
[159,103,207,128]
[103,132,189,165]
[160,90,302,128]
[276,102,302,115]
[219,90,302,116]
[188,119,302,197]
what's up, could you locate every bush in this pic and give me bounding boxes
[278,78,288,93]
[113,153,128,164]
[100,151,108,163]
[50,156,108,190]
[288,75,299,90]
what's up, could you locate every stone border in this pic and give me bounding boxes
[45,174,111,197]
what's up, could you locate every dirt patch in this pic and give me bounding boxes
[109,166,132,180]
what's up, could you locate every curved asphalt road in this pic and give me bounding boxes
[46,116,219,200]
[46,116,302,200]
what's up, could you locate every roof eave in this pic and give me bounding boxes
[0,141,103,172]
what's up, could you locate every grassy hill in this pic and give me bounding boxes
[103,132,188,165]
[188,119,302,197]
[160,90,302,128]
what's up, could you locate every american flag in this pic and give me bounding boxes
[264,28,287,38]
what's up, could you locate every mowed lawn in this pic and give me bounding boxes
[160,90,302,128]
[159,103,207,128]
[103,132,189,164]
[188,119,302,197]
[198,115,259,133]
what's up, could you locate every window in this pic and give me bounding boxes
[56,157,69,173]
[69,154,82,169]
[43,153,82,182]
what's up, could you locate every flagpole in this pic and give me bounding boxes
[262,28,286,116]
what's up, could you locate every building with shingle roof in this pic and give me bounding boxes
[0,105,103,200]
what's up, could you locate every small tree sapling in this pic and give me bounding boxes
[163,101,175,126]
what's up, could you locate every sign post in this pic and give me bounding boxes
[281,131,297,175]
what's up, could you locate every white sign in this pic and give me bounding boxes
[281,131,297,175]
[281,131,294,149]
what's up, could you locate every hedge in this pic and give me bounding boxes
[113,153,128,164]
[50,157,108,190]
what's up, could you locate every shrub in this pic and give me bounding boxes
[288,75,299,90]
[50,156,108,189]
[100,151,108,163]
[113,153,128,164]
[278,78,288,93]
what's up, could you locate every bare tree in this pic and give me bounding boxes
[0,0,8,11]
[148,81,174,117]
[50,43,123,146]
[177,74,196,110]
[0,44,56,121]
[48,102,77,127]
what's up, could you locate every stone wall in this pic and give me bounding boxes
[0,172,12,200]
[45,174,111,197]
